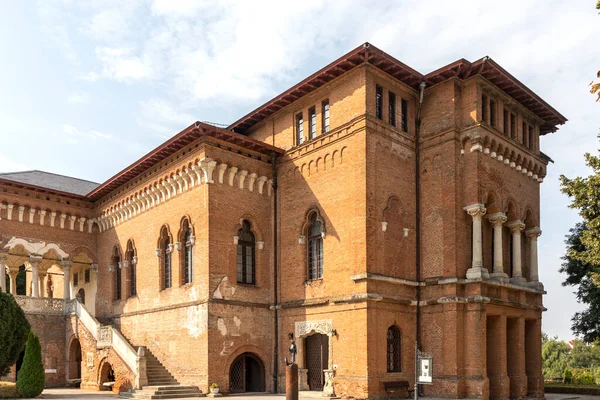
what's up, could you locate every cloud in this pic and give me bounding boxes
[63,124,113,144]
[0,154,27,173]
[138,98,195,137]
[67,92,89,105]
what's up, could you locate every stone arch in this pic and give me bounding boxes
[233,214,264,243]
[224,345,269,392]
[98,358,115,391]
[228,352,266,393]
[301,207,326,235]
[340,146,347,164]
[505,199,520,221]
[69,246,97,264]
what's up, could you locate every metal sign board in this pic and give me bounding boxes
[417,357,432,384]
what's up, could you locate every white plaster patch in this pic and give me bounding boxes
[213,276,235,299]
[217,318,227,336]
[183,303,208,338]
[4,237,69,259]
[232,316,241,337]
[220,340,234,357]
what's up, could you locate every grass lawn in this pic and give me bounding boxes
[0,382,19,399]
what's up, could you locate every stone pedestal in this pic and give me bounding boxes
[298,368,309,391]
[322,369,338,398]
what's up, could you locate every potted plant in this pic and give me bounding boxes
[209,383,220,394]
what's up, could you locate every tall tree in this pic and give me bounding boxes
[559,223,600,343]
[16,331,45,398]
[0,291,31,375]
[593,1,600,101]
[542,336,571,379]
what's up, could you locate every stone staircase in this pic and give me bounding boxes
[118,348,203,399]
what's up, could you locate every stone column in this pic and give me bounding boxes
[0,252,7,293]
[38,273,46,298]
[507,220,527,285]
[464,204,489,279]
[29,255,42,297]
[8,271,17,295]
[62,260,72,301]
[488,212,508,282]
[526,227,543,290]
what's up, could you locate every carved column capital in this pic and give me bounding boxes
[463,203,486,220]
[0,252,8,263]
[29,255,43,267]
[487,212,507,226]
[526,227,542,239]
[61,260,73,270]
[506,220,525,233]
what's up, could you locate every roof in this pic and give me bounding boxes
[86,121,284,201]
[0,170,99,197]
[423,57,567,134]
[228,42,566,135]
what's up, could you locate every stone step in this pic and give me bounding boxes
[119,385,204,400]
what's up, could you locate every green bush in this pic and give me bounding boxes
[0,292,31,376]
[578,371,596,385]
[563,367,574,384]
[16,331,45,398]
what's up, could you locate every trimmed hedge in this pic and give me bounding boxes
[16,331,45,398]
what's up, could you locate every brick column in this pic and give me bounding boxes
[62,260,72,300]
[487,315,509,399]
[0,252,7,293]
[507,317,527,399]
[29,255,42,297]
[525,318,544,398]
[464,204,489,279]
[507,220,526,285]
[526,227,543,290]
[488,213,508,282]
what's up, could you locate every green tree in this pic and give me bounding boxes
[593,1,600,101]
[569,339,600,368]
[0,291,31,375]
[542,336,570,379]
[559,223,600,342]
[16,331,45,398]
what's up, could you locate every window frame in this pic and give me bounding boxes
[73,272,79,287]
[481,94,488,124]
[159,227,173,290]
[322,100,330,133]
[236,220,256,285]
[84,269,90,284]
[388,92,396,127]
[489,99,496,128]
[296,112,304,145]
[307,212,324,281]
[182,219,194,285]
[126,240,137,298]
[387,325,402,373]
[376,85,383,120]
[112,250,121,301]
[308,106,317,140]
[401,98,408,132]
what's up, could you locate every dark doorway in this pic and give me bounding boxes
[16,265,26,295]
[68,339,82,379]
[76,288,85,305]
[305,333,329,391]
[99,362,115,391]
[229,353,265,393]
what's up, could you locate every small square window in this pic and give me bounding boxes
[73,272,78,287]
[85,269,90,284]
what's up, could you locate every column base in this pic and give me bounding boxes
[510,276,527,286]
[466,267,490,280]
[490,272,509,283]
[528,281,544,291]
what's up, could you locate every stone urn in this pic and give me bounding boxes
[210,387,220,394]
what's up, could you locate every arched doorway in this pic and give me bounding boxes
[16,265,26,295]
[99,361,115,391]
[68,338,82,380]
[305,333,329,391]
[229,352,265,393]
[76,288,85,305]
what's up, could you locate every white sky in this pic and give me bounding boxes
[0,0,598,340]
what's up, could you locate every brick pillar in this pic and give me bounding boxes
[487,315,509,400]
[507,317,527,399]
[525,319,544,398]
[464,303,487,398]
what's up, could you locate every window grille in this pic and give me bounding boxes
[322,100,330,133]
[182,219,193,285]
[73,272,79,287]
[296,113,304,145]
[160,227,172,289]
[84,269,90,284]
[309,107,317,140]
[236,220,255,284]
[113,252,121,300]
[387,325,401,372]
[308,213,323,280]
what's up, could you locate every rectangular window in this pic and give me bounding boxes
[482,94,488,123]
[388,92,396,127]
[529,126,534,150]
[522,122,527,145]
[309,106,317,140]
[84,269,90,284]
[503,109,509,136]
[401,98,408,132]
[489,99,496,128]
[510,113,516,140]
[296,113,304,145]
[376,85,383,120]
[322,100,330,133]
[73,272,78,287]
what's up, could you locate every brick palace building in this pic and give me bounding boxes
[0,43,566,399]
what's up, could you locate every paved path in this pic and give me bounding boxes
[34,389,600,400]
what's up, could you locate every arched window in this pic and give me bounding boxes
[159,226,172,290]
[387,325,401,372]
[126,240,137,297]
[237,220,255,285]
[112,247,121,301]
[181,218,194,285]
[308,213,323,280]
